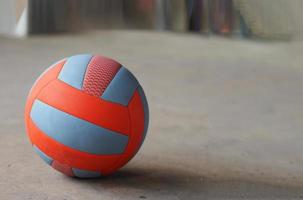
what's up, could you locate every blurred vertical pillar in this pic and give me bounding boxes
[201,0,210,33]
[162,0,188,32]
[154,0,166,30]
[209,0,234,35]
[79,0,124,29]
[187,0,203,32]
[123,0,156,29]
[0,0,28,37]
[187,0,210,34]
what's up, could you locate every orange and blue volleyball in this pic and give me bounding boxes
[24,54,149,178]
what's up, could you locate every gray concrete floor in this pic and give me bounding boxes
[1,31,303,199]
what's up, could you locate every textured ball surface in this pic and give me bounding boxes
[24,54,149,178]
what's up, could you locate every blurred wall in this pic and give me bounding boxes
[234,0,300,39]
[1,0,303,40]
[0,0,27,37]
[0,0,17,36]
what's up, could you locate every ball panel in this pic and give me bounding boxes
[58,54,93,90]
[30,99,129,155]
[137,85,149,143]
[82,55,121,97]
[72,168,101,178]
[28,117,122,172]
[33,145,53,165]
[37,79,130,135]
[102,67,139,106]
[25,60,66,144]
[51,160,74,177]
[105,90,145,174]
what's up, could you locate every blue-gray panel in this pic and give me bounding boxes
[58,54,93,89]
[33,145,53,165]
[30,100,129,155]
[137,85,149,142]
[72,168,101,178]
[101,67,139,106]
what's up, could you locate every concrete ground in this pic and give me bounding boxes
[1,31,303,199]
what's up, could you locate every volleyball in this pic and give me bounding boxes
[24,54,149,178]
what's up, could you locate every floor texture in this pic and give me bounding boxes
[1,31,303,199]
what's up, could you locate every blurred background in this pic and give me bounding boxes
[1,0,303,40]
[1,0,303,199]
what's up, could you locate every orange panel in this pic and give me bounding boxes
[51,160,74,177]
[29,117,121,173]
[37,79,130,135]
[106,90,145,174]
[25,60,66,143]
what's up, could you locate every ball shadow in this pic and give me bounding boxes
[65,166,303,199]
